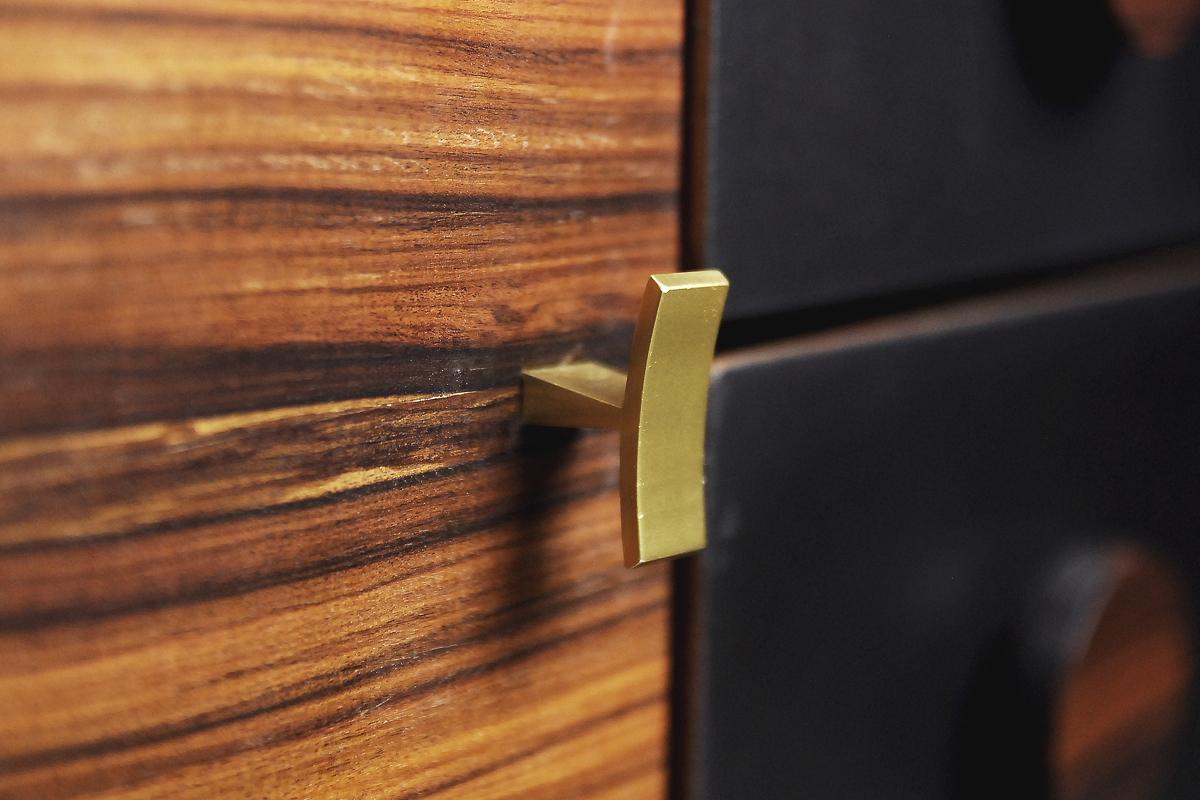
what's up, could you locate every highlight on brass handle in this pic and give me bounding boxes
[521,270,729,567]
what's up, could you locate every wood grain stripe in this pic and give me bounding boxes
[0,0,682,795]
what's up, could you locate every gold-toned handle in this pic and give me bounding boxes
[522,270,729,567]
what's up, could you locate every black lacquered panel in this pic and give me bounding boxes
[692,279,1200,798]
[698,0,1200,319]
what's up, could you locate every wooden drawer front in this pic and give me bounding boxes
[0,2,683,797]
[695,0,1200,319]
[693,253,1200,799]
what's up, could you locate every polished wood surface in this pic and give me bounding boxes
[1110,0,1200,56]
[0,0,683,796]
[1053,548,1193,800]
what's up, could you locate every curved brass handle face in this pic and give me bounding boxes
[522,270,729,567]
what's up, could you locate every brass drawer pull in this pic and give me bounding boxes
[522,270,729,567]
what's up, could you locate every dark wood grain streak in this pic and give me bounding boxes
[0,333,638,436]
[0,407,616,624]
[7,591,660,772]
[0,0,682,796]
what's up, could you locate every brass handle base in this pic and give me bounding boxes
[523,362,626,430]
[521,270,729,567]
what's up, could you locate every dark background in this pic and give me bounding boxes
[695,287,1200,799]
[698,0,1200,320]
